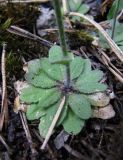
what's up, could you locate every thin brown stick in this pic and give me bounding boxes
[0,0,50,3]
[7,25,53,48]
[41,96,66,150]
[96,48,123,83]
[64,144,84,159]
[0,43,8,131]
[40,28,75,33]
[69,12,123,63]
[0,134,11,154]
[19,111,36,154]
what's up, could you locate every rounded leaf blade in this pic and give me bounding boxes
[28,59,41,74]
[68,94,92,119]
[25,71,56,88]
[74,82,107,93]
[74,59,107,93]
[26,104,46,120]
[49,45,74,64]
[41,58,66,82]
[20,86,45,103]
[63,109,85,135]
[70,57,84,80]
[37,88,61,108]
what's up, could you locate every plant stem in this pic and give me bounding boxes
[53,0,68,56]
[111,0,120,39]
[53,0,70,88]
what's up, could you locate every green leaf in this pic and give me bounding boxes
[68,0,82,11]
[37,88,61,108]
[2,18,12,30]
[70,57,84,80]
[20,86,61,106]
[49,45,74,64]
[25,71,56,88]
[68,0,89,22]
[57,104,68,126]
[27,101,67,122]
[108,0,123,19]
[74,59,107,93]
[78,4,90,14]
[74,81,107,93]
[77,70,104,84]
[39,102,68,137]
[63,109,85,135]
[26,104,46,120]
[28,59,41,74]
[20,86,45,103]
[68,94,92,119]
[83,59,91,72]
[41,58,66,82]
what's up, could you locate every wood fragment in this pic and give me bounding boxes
[0,43,8,131]
[0,0,50,3]
[64,144,84,160]
[92,47,123,84]
[19,111,36,154]
[99,49,123,83]
[7,25,53,48]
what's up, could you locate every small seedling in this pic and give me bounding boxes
[20,0,107,141]
[20,45,107,137]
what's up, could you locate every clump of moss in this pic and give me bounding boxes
[0,3,39,47]
[6,52,23,78]
[0,3,48,75]
[67,30,93,49]
[0,3,39,30]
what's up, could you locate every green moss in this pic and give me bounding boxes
[6,52,22,77]
[0,4,47,79]
[0,3,39,45]
[67,30,94,49]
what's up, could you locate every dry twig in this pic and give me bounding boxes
[92,47,123,84]
[0,43,8,131]
[0,0,50,3]
[8,25,53,48]
[69,12,123,63]
[0,134,11,154]
[19,111,36,154]
[98,49,123,83]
